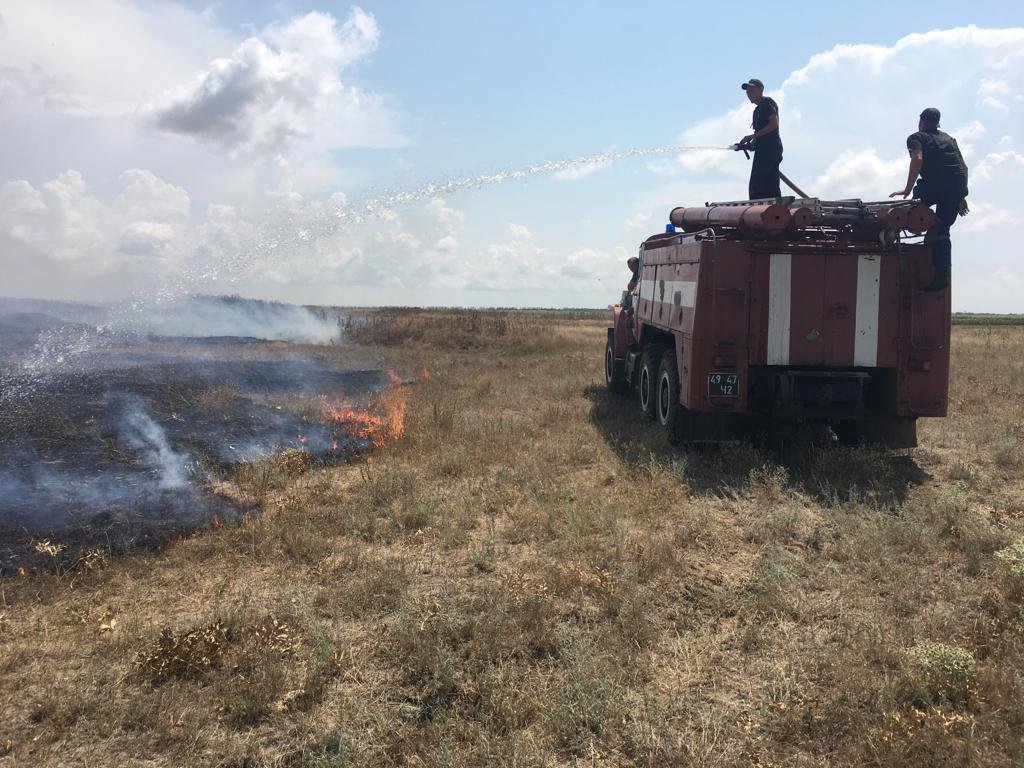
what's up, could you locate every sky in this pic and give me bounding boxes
[1,1,1023,311]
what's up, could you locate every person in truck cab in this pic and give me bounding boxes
[739,78,783,200]
[626,256,640,293]
[890,107,969,292]
[620,256,640,310]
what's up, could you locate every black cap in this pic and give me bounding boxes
[741,78,764,90]
[920,107,941,128]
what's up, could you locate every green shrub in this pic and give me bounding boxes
[994,538,1024,579]
[905,641,976,704]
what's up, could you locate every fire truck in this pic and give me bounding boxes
[605,198,950,446]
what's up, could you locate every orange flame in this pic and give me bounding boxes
[320,378,408,451]
[418,366,432,381]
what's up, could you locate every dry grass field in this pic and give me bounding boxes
[1,312,1023,767]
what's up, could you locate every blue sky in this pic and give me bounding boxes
[2,1,1023,309]
[189,1,1024,178]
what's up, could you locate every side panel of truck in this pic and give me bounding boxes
[898,248,951,417]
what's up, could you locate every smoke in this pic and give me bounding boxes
[138,296,340,342]
[116,398,193,489]
[0,295,341,406]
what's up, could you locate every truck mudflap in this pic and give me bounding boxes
[667,410,753,445]
[834,416,917,448]
[749,367,870,420]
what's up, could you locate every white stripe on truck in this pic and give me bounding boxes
[657,280,696,308]
[639,279,655,302]
[767,253,791,365]
[854,253,881,367]
[638,279,697,308]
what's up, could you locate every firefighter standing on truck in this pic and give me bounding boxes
[890,107,969,292]
[739,78,783,200]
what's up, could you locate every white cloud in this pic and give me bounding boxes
[945,149,1024,311]
[662,27,1024,186]
[953,120,987,156]
[624,211,653,231]
[955,120,987,141]
[146,9,402,158]
[0,169,197,295]
[991,267,1024,286]
[979,78,1012,111]
[974,149,1024,181]
[957,202,1020,233]
[0,0,233,119]
[562,248,606,279]
[811,150,907,199]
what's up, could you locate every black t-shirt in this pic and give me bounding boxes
[752,97,782,154]
[907,129,967,199]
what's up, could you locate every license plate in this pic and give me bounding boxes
[708,372,739,397]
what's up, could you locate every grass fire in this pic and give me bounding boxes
[0,303,419,574]
[320,370,411,451]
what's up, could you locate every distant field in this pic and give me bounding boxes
[1,312,1022,767]
[335,307,1024,327]
[952,313,1024,326]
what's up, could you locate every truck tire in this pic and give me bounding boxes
[656,350,684,443]
[637,345,665,419]
[605,332,627,393]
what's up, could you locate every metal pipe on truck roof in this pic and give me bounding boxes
[669,203,793,233]
[789,206,814,228]
[861,203,910,230]
[905,204,936,234]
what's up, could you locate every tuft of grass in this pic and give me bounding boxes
[137,622,235,684]
[994,537,1024,579]
[904,641,977,705]
[991,433,1022,468]
[320,553,409,617]
[544,638,626,758]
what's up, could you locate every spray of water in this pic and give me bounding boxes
[247,144,732,260]
[333,144,729,222]
[0,143,731,402]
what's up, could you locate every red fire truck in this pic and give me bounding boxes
[605,198,950,446]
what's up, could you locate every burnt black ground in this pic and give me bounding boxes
[0,329,389,573]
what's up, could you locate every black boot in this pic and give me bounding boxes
[923,239,951,292]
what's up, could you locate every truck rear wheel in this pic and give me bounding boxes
[656,350,684,443]
[637,345,665,419]
[605,332,627,393]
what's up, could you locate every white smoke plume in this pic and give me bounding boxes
[117,401,192,490]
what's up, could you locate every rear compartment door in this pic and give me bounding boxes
[787,252,828,366]
[752,250,890,368]
[752,251,829,366]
